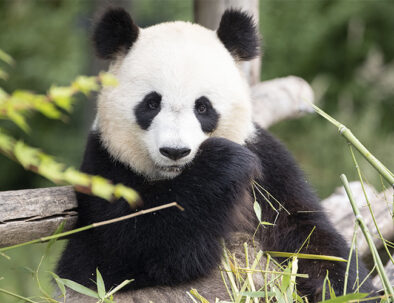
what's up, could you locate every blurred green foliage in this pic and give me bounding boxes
[0,0,393,302]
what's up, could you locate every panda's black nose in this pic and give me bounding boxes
[160,147,191,160]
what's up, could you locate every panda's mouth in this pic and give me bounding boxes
[156,165,184,173]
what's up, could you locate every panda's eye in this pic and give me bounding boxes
[195,97,210,115]
[148,100,160,110]
[196,104,207,114]
[194,96,219,133]
[144,92,161,111]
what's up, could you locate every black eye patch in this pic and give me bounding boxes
[194,97,219,133]
[134,92,162,130]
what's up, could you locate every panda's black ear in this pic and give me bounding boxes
[217,9,260,61]
[93,8,139,60]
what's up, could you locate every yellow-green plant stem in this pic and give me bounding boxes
[0,288,38,303]
[312,104,394,186]
[0,202,183,252]
[349,145,394,265]
[340,174,394,298]
[343,222,358,296]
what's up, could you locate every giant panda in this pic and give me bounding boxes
[57,7,376,302]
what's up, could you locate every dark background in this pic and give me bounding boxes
[0,0,393,301]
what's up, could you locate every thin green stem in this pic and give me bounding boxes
[0,202,183,252]
[312,104,394,186]
[349,145,394,265]
[0,288,39,303]
[344,222,358,295]
[340,174,394,297]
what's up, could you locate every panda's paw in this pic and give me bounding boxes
[191,137,261,182]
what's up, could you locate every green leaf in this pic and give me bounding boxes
[266,251,347,262]
[96,268,106,299]
[14,142,39,168]
[105,279,133,298]
[49,85,75,112]
[51,272,66,297]
[59,278,99,299]
[253,201,262,222]
[63,167,91,187]
[0,131,14,153]
[73,76,99,96]
[0,87,9,101]
[99,72,118,87]
[240,291,274,298]
[91,176,114,201]
[280,263,292,292]
[114,184,139,206]
[33,95,62,119]
[317,293,368,303]
[0,68,8,80]
[38,157,65,182]
[8,110,29,132]
[0,49,14,65]
[261,221,274,226]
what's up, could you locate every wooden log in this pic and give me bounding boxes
[322,182,394,258]
[251,76,315,127]
[0,186,77,247]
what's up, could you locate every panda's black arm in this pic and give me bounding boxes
[58,133,260,289]
[247,127,375,301]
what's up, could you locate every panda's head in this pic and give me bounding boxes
[93,8,260,180]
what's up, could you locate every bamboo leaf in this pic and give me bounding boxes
[114,184,140,205]
[8,110,29,132]
[96,268,106,299]
[317,293,368,303]
[253,201,262,222]
[0,49,14,65]
[105,279,133,298]
[240,291,275,298]
[51,272,66,297]
[99,72,118,87]
[14,142,39,168]
[91,176,114,201]
[0,87,8,101]
[0,68,8,80]
[63,167,91,187]
[72,76,99,95]
[266,251,347,262]
[49,86,75,112]
[0,131,14,153]
[38,157,64,182]
[59,278,99,299]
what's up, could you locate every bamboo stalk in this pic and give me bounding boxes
[340,174,394,298]
[349,145,394,265]
[343,223,358,295]
[0,202,183,253]
[312,104,394,186]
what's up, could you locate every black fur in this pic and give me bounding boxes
[57,133,260,289]
[134,92,162,130]
[217,9,260,61]
[194,97,219,133]
[246,127,375,301]
[93,8,139,59]
[57,127,376,302]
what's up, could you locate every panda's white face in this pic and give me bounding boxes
[96,21,255,180]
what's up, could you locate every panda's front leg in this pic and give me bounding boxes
[139,137,261,287]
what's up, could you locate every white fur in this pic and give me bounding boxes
[96,21,255,179]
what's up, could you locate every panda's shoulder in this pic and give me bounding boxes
[246,126,295,163]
